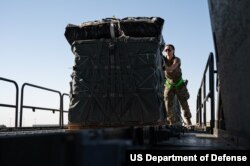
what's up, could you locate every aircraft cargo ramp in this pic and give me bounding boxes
[1,1,250,166]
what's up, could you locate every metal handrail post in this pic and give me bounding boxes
[61,93,69,128]
[209,53,215,134]
[0,77,19,128]
[19,83,61,127]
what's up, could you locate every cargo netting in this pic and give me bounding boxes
[65,17,166,127]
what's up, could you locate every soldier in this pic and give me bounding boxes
[163,44,192,126]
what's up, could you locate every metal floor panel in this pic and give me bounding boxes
[155,132,240,150]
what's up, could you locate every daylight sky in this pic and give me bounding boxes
[0,0,215,126]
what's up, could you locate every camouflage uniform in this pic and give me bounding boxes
[163,56,192,125]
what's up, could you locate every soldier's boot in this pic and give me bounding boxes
[185,118,192,126]
[183,110,192,126]
[168,116,176,125]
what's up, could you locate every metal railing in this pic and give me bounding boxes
[196,52,217,134]
[212,32,225,130]
[61,93,69,127]
[0,77,70,129]
[0,77,19,128]
[19,83,62,128]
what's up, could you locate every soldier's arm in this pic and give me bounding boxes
[166,58,180,72]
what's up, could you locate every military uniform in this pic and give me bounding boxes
[163,56,192,125]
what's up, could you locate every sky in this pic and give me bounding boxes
[0,0,215,127]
